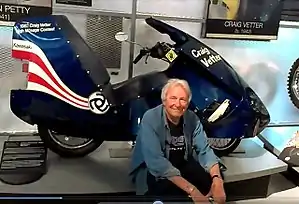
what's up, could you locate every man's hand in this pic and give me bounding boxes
[189,188,210,204]
[208,178,226,204]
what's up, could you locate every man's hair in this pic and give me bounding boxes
[161,78,192,102]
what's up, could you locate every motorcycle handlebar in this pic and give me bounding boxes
[133,49,150,64]
[133,42,172,64]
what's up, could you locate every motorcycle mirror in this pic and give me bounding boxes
[115,32,129,42]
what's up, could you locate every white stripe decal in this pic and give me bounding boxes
[12,39,88,102]
[28,62,89,107]
[27,82,90,110]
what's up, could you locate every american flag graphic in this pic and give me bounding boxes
[11,39,90,110]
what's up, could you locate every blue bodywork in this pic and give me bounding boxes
[9,15,270,141]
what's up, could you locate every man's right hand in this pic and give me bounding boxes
[168,176,210,203]
[189,188,210,204]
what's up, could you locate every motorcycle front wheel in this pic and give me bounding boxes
[287,58,299,109]
[38,126,103,158]
[208,138,241,157]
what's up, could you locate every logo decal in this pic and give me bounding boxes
[190,46,222,68]
[13,42,32,50]
[88,92,110,114]
[165,49,178,62]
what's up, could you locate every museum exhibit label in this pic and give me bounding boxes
[202,0,284,40]
[0,140,47,185]
[0,0,52,26]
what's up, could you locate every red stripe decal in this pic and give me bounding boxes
[12,50,88,103]
[28,72,89,108]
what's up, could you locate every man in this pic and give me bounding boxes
[129,79,226,204]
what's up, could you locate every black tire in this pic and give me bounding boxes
[287,58,299,109]
[38,126,103,158]
[208,138,241,157]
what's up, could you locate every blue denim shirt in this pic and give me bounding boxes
[129,104,222,195]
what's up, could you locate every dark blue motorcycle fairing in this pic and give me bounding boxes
[12,16,101,98]
[165,61,256,139]
[178,39,246,96]
[10,89,135,141]
[146,17,248,97]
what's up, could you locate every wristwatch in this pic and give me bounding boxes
[208,196,215,203]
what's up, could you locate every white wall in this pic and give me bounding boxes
[53,0,207,19]
[0,27,33,133]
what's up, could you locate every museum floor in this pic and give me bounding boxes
[0,127,299,203]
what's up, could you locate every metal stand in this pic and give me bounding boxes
[230,147,246,155]
[128,0,138,79]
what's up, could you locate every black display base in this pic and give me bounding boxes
[225,175,270,201]
[0,140,47,185]
[279,147,299,167]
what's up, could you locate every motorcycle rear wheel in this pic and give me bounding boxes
[208,138,241,157]
[38,126,103,158]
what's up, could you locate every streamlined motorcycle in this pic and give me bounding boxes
[9,15,270,158]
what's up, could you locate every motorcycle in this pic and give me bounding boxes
[9,15,270,158]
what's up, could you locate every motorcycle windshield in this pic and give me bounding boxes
[178,38,248,96]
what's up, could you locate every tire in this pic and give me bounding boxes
[38,126,103,158]
[287,58,299,109]
[208,138,241,157]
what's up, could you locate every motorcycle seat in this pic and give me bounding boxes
[112,71,168,104]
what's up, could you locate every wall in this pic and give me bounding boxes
[0,26,31,133]
[53,0,206,19]
[0,0,299,133]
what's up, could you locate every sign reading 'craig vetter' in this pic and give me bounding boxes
[202,0,283,41]
[0,0,52,26]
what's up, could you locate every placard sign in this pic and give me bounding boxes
[0,140,47,185]
[0,0,52,26]
[56,0,92,7]
[202,0,283,40]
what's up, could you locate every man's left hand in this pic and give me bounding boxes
[207,178,226,204]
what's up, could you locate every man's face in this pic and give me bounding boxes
[163,85,189,118]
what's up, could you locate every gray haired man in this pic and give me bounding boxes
[130,79,226,204]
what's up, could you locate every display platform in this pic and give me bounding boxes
[0,135,288,201]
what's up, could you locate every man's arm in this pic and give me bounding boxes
[192,118,226,203]
[192,120,222,176]
[139,118,196,195]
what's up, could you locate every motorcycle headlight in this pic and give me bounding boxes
[247,88,269,116]
[247,88,270,128]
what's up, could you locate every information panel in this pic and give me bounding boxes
[0,0,52,26]
[202,0,283,40]
[0,140,47,185]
